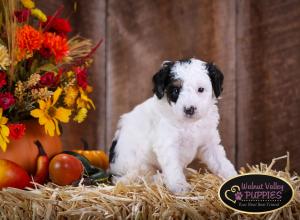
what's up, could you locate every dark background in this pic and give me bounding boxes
[37,0,300,172]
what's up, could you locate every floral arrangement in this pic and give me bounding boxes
[0,0,99,152]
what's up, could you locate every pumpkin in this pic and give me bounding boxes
[73,139,109,170]
[0,120,62,174]
[73,149,109,170]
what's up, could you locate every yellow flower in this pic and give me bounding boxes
[31,8,47,22]
[76,88,95,110]
[0,108,9,152]
[30,88,72,136]
[21,0,35,9]
[0,44,10,70]
[66,71,75,77]
[74,108,88,123]
[64,86,79,107]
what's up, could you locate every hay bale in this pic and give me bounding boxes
[0,155,299,220]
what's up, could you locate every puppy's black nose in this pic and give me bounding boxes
[184,106,196,116]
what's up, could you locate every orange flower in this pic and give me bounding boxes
[42,32,68,63]
[16,25,43,59]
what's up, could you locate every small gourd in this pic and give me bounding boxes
[73,139,109,170]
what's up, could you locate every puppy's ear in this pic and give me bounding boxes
[161,60,173,67]
[152,61,174,99]
[206,62,224,98]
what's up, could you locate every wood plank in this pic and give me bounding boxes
[236,0,300,171]
[106,0,237,162]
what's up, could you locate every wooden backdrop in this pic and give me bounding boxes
[38,0,300,172]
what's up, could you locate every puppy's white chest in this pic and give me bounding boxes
[176,126,200,165]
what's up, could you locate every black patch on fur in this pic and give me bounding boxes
[178,58,192,64]
[166,81,182,103]
[109,140,118,163]
[152,61,175,99]
[206,62,224,98]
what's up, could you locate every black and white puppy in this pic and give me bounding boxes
[109,58,237,194]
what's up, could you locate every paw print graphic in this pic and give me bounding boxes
[235,192,243,201]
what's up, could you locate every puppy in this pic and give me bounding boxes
[109,58,237,194]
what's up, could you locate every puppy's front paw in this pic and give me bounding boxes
[167,180,191,195]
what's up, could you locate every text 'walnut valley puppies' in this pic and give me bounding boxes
[109,58,237,195]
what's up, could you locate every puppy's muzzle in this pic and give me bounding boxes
[184,106,197,116]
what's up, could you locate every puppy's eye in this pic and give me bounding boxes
[167,86,181,103]
[198,87,204,93]
[172,87,180,95]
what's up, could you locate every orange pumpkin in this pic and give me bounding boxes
[0,120,62,174]
[73,149,109,170]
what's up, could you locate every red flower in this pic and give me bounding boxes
[0,72,7,89]
[42,32,69,63]
[14,9,30,23]
[16,25,43,60]
[0,92,15,110]
[8,123,26,140]
[42,16,72,36]
[74,67,88,90]
[40,72,55,86]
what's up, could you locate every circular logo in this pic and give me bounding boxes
[218,174,294,214]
